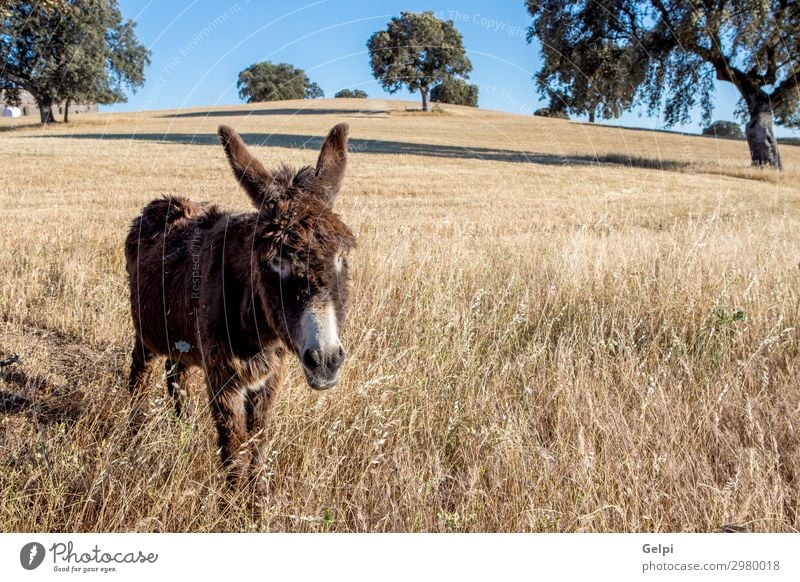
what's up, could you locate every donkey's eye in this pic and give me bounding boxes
[288,277,312,303]
[269,259,291,278]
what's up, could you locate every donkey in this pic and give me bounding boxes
[125,123,356,489]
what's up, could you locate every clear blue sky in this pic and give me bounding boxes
[110,0,798,137]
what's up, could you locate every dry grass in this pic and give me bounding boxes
[1,99,798,532]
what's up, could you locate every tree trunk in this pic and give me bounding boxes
[746,103,782,170]
[37,98,55,124]
[420,87,430,112]
[588,108,596,123]
[64,98,71,123]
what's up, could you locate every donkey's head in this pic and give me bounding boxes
[218,124,356,390]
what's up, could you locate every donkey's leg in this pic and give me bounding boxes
[165,359,188,418]
[245,361,286,485]
[128,338,153,395]
[128,338,154,431]
[205,370,252,489]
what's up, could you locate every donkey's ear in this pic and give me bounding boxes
[315,123,349,203]
[218,125,272,207]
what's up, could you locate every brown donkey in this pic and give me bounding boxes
[125,123,356,489]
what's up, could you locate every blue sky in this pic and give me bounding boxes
[111,0,798,137]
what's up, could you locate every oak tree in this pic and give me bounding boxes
[237,62,322,103]
[430,78,478,107]
[1,0,150,124]
[526,1,799,168]
[367,11,472,112]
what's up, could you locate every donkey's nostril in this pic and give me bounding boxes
[332,345,346,368]
[302,346,345,373]
[303,349,321,370]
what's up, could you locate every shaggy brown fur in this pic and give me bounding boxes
[125,123,356,489]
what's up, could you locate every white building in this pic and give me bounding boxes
[1,90,98,118]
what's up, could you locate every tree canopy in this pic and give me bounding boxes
[430,78,479,107]
[526,0,800,168]
[335,89,368,99]
[702,120,744,139]
[367,11,472,112]
[0,0,150,123]
[237,62,322,103]
[305,81,324,99]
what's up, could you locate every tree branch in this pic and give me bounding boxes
[620,5,640,40]
[764,44,777,85]
[1,70,32,86]
[769,71,799,109]
[0,70,36,98]
[746,43,778,86]
[709,55,768,107]
[651,0,675,32]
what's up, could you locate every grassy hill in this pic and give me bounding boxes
[0,99,798,532]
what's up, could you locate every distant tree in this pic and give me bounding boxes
[367,11,472,112]
[59,0,150,122]
[0,0,150,124]
[305,81,324,99]
[335,89,368,99]
[532,89,571,119]
[528,16,637,125]
[237,62,322,103]
[533,107,569,120]
[526,1,800,169]
[544,89,570,118]
[430,78,478,107]
[702,120,744,140]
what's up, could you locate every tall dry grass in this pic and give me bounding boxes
[0,99,798,531]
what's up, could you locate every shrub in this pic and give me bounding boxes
[430,78,478,107]
[237,62,322,102]
[334,89,368,98]
[702,120,744,139]
[533,107,569,120]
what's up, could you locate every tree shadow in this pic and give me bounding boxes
[574,120,699,138]
[1,361,84,424]
[36,131,691,171]
[160,107,389,119]
[0,121,43,133]
[1,389,33,414]
[581,120,800,147]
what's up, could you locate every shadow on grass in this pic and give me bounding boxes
[34,131,692,171]
[0,369,84,423]
[160,107,388,119]
[1,351,84,424]
[0,121,44,133]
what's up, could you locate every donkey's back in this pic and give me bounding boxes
[125,195,221,363]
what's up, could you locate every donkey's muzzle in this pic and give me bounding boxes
[301,345,345,390]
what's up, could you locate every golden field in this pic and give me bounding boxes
[0,98,798,532]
